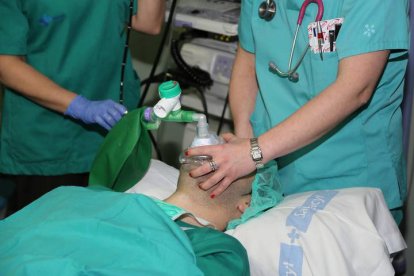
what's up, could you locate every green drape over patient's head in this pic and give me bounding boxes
[88,108,152,192]
[227,161,283,230]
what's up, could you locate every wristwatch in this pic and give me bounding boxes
[250,138,264,169]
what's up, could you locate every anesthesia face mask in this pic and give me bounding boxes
[179,115,224,165]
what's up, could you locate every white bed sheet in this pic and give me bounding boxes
[127,159,407,276]
[226,188,406,276]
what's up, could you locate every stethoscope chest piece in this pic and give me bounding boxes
[259,0,276,21]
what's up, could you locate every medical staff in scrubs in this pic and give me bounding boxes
[0,0,165,213]
[187,0,409,223]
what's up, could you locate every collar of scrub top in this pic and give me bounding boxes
[152,198,217,229]
[267,0,324,82]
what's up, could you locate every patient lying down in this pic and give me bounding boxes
[165,162,254,231]
[0,160,253,276]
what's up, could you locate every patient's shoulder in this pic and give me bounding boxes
[177,224,250,275]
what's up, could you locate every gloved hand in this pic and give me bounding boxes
[64,95,127,130]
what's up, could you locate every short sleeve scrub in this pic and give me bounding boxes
[0,0,140,175]
[238,0,409,213]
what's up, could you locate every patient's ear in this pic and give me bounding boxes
[236,195,251,214]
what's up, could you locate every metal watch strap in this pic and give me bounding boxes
[250,138,264,169]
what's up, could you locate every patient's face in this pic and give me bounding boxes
[179,161,254,213]
[178,163,254,229]
[223,175,254,221]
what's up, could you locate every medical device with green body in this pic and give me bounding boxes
[142,80,222,146]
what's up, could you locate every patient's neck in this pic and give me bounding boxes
[164,191,227,231]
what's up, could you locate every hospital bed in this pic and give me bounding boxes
[128,159,406,276]
[72,86,407,275]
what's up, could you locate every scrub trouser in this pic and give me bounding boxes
[6,173,89,217]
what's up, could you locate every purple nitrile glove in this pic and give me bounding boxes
[64,95,127,130]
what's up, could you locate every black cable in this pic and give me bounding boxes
[119,0,134,104]
[217,92,229,135]
[148,131,163,161]
[170,32,213,88]
[138,0,178,107]
[194,86,209,122]
[168,29,212,123]
[137,0,178,161]
[140,72,167,87]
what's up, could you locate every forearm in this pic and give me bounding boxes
[132,0,165,35]
[259,50,389,163]
[0,55,76,113]
[229,46,258,138]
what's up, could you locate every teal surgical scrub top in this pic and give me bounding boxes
[0,0,140,175]
[239,0,409,211]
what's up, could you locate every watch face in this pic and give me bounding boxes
[252,151,262,160]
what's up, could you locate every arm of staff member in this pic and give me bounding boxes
[186,46,389,197]
[0,0,165,130]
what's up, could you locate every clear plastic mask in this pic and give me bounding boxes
[179,154,212,166]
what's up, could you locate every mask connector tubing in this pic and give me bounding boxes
[192,113,209,138]
[162,110,197,123]
[144,108,205,123]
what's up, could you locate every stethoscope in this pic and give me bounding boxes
[259,0,324,82]
[258,0,276,21]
